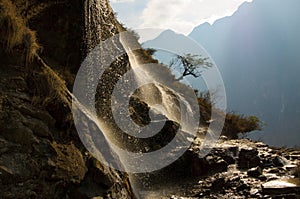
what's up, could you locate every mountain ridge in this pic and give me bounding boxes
[144,0,300,147]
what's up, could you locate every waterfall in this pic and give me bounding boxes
[124,45,198,134]
[75,1,204,198]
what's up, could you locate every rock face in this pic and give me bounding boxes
[0,0,133,198]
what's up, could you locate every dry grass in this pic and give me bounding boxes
[0,0,41,64]
[222,112,262,139]
[196,91,262,139]
[31,56,71,107]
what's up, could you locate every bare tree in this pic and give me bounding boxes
[169,53,212,81]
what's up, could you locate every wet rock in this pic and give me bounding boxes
[247,166,263,178]
[90,160,115,188]
[238,148,261,169]
[129,97,151,126]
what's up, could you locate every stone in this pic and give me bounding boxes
[250,188,259,196]
[22,117,52,137]
[215,159,229,172]
[0,153,40,183]
[0,138,21,154]
[236,183,250,192]
[284,164,298,171]
[267,168,280,174]
[211,177,226,191]
[2,122,38,145]
[16,105,55,127]
[90,160,115,188]
[50,142,87,183]
[247,166,263,178]
[258,175,267,181]
[262,178,300,196]
[228,146,239,157]
[272,156,289,167]
[272,194,297,199]
[238,148,261,169]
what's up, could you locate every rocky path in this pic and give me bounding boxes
[139,138,300,199]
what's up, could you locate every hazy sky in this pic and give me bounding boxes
[111,0,253,36]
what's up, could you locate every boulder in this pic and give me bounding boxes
[211,177,226,191]
[247,166,263,178]
[272,156,289,167]
[262,178,300,196]
[238,148,261,169]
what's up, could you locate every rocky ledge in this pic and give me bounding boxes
[139,138,300,199]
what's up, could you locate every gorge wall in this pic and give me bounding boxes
[0,0,134,198]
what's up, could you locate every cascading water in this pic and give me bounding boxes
[74,1,209,198]
[125,48,198,134]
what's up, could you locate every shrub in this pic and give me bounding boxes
[222,113,263,139]
[196,91,263,139]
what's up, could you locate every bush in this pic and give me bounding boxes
[222,113,263,139]
[196,91,263,139]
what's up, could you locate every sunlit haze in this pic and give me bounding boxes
[111,0,253,40]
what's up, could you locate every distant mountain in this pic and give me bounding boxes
[144,0,300,147]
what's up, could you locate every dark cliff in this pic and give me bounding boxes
[0,0,134,198]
